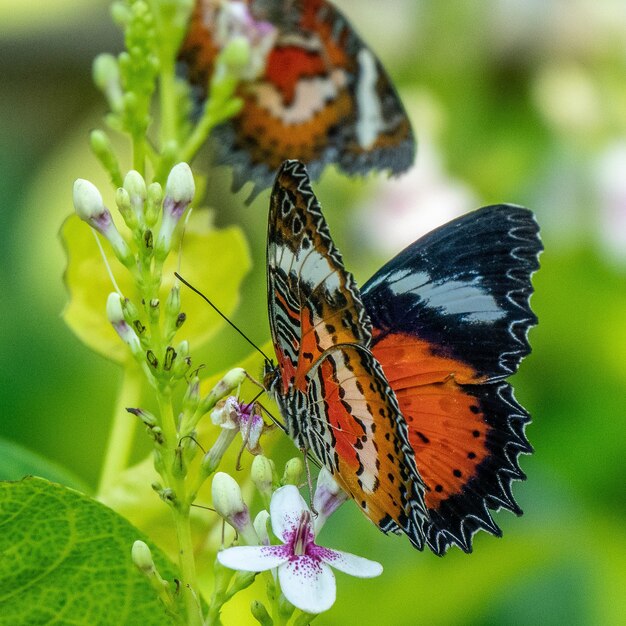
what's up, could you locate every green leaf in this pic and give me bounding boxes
[0,438,90,493]
[0,477,178,626]
[61,209,251,363]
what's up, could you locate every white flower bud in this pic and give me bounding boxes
[155,163,195,259]
[131,540,154,573]
[123,170,147,219]
[73,179,134,266]
[212,472,258,544]
[73,179,106,222]
[106,293,142,356]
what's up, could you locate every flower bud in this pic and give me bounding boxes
[123,170,147,221]
[145,182,163,227]
[73,178,106,222]
[106,293,142,356]
[211,472,257,544]
[115,187,137,228]
[182,376,200,412]
[126,407,157,427]
[312,467,349,532]
[155,163,195,259]
[131,540,154,573]
[251,455,274,502]
[214,1,277,82]
[73,178,134,267]
[164,286,182,340]
[221,36,252,74]
[253,510,270,546]
[282,458,304,487]
[199,368,246,415]
[93,53,123,111]
[250,601,272,626]
[201,428,238,476]
[89,130,122,188]
[131,540,173,608]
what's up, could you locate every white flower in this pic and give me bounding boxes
[217,485,382,614]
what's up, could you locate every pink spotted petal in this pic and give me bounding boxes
[278,557,336,614]
[311,545,383,578]
[217,544,290,572]
[270,485,310,544]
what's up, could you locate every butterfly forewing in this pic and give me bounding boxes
[267,159,371,393]
[362,205,542,554]
[179,0,415,197]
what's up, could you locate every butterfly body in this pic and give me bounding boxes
[179,0,414,196]
[266,160,542,554]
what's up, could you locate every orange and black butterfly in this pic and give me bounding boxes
[179,0,414,196]
[264,160,542,554]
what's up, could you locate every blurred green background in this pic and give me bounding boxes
[1,0,625,624]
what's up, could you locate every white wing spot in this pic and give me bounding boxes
[387,270,506,323]
[355,48,385,149]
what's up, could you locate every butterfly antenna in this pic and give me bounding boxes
[174,271,273,363]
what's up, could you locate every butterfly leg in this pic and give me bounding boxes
[300,448,318,517]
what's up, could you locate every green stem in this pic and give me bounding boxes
[158,391,204,626]
[178,93,241,165]
[97,365,142,496]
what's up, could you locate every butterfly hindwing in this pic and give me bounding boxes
[266,160,427,548]
[179,0,415,197]
[362,206,542,554]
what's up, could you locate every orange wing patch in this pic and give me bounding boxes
[371,331,491,509]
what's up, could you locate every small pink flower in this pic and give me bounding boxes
[211,396,266,454]
[217,485,382,614]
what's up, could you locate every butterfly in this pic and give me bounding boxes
[178,0,415,198]
[263,159,542,554]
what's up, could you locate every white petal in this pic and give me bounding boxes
[314,546,383,578]
[217,545,289,572]
[270,485,309,543]
[278,558,336,614]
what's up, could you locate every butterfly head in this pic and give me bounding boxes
[262,359,280,397]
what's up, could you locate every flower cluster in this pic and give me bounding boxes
[212,466,382,616]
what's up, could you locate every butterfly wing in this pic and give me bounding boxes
[266,160,426,547]
[361,205,542,554]
[266,158,371,394]
[302,344,427,548]
[179,0,414,197]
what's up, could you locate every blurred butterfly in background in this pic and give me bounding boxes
[264,160,542,554]
[178,0,415,197]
